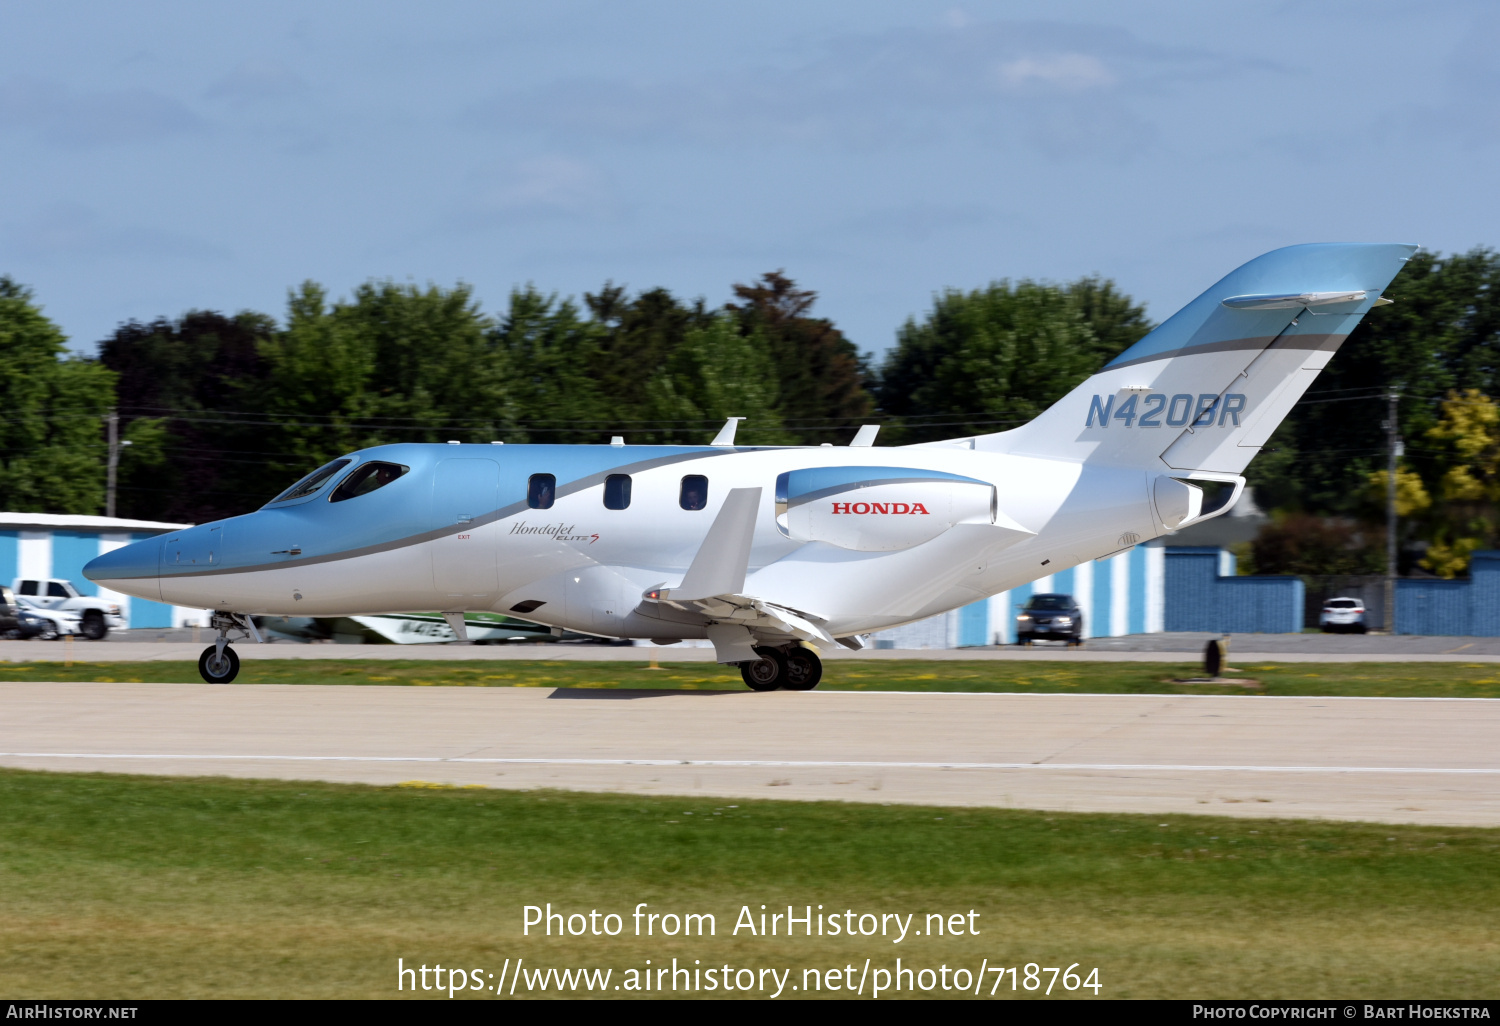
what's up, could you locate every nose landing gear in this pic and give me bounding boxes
[198,611,262,684]
[738,645,823,691]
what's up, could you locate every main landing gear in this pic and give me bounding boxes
[739,645,822,692]
[198,611,262,684]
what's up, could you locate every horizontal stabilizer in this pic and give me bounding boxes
[965,243,1418,478]
[1222,291,1368,309]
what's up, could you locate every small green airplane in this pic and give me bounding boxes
[259,611,626,645]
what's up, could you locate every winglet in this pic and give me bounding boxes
[669,487,761,600]
[711,417,747,446]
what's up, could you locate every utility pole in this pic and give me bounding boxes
[106,409,119,519]
[1384,389,1401,633]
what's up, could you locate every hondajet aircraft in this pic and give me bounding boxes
[86,243,1415,687]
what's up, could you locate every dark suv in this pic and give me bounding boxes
[1016,593,1084,646]
[1,585,67,640]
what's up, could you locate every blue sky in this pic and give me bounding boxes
[3,0,1496,359]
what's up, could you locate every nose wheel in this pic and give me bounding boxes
[198,644,241,684]
[197,611,262,684]
[739,646,822,691]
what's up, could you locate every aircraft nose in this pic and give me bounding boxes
[83,537,162,602]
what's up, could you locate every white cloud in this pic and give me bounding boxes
[466,20,1256,160]
[996,53,1116,92]
[482,156,606,213]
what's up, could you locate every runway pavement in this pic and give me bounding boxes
[5,630,1500,663]
[3,681,1498,827]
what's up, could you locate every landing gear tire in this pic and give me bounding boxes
[782,647,822,691]
[198,645,240,684]
[740,647,785,691]
[80,611,107,641]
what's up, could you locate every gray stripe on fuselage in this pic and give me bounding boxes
[155,447,764,580]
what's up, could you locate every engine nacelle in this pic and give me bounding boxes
[776,466,996,552]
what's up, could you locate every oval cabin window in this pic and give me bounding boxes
[527,474,556,509]
[680,475,708,511]
[603,474,632,510]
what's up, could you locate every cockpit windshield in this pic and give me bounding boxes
[330,461,409,502]
[268,459,351,504]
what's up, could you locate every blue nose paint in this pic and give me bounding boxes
[83,536,164,602]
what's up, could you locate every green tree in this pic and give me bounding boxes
[1247,248,1500,516]
[639,314,793,445]
[0,277,115,514]
[99,309,276,522]
[260,280,514,483]
[1401,389,1499,577]
[585,284,713,417]
[1250,513,1387,576]
[876,278,1150,444]
[729,272,873,443]
[491,286,606,443]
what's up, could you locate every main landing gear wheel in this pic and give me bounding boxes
[782,647,822,691]
[740,647,785,691]
[198,645,240,684]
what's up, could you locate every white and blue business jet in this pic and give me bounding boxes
[86,243,1415,687]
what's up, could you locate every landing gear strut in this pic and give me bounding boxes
[197,611,261,684]
[738,645,822,692]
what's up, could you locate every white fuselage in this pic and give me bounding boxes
[103,443,1164,642]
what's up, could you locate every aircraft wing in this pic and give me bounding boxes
[651,591,836,648]
[649,485,839,657]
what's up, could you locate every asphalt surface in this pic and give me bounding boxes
[3,682,1497,826]
[4,631,1500,662]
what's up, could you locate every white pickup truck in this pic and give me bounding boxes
[11,578,125,639]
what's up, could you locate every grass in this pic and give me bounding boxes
[4,658,1500,697]
[1,768,1496,999]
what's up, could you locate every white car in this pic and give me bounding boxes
[13,595,84,639]
[11,578,125,639]
[1319,597,1367,634]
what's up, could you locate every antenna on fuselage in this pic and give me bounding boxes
[711,417,746,446]
[849,424,880,447]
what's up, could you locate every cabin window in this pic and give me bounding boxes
[527,473,556,509]
[680,475,708,510]
[330,461,409,502]
[603,474,632,510]
[271,459,351,503]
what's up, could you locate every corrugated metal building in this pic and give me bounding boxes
[872,542,1316,649]
[1397,551,1500,636]
[0,513,207,628]
[1162,547,1304,634]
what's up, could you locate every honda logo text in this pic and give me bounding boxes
[831,502,931,515]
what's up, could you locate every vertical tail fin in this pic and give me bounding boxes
[963,243,1417,475]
